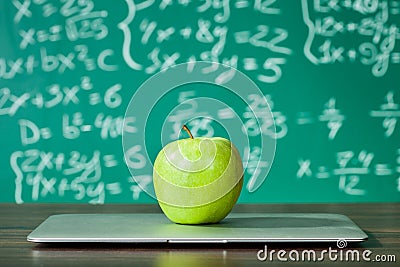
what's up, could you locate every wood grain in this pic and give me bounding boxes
[0,203,399,266]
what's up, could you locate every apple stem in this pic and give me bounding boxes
[182,125,194,139]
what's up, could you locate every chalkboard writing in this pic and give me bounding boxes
[0,0,399,204]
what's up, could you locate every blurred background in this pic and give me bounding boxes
[0,0,399,204]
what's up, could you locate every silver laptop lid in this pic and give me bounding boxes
[27,213,367,243]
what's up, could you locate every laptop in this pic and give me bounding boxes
[27,213,367,243]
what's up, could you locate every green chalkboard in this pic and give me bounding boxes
[1,0,399,204]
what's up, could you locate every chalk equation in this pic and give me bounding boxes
[119,0,291,84]
[11,149,121,204]
[302,0,400,77]
[297,148,400,195]
[370,90,400,137]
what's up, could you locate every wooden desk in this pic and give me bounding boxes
[0,203,399,266]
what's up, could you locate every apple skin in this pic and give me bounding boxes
[156,178,243,224]
[153,137,243,224]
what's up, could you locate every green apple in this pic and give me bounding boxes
[153,125,243,224]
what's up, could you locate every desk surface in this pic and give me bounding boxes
[0,203,399,266]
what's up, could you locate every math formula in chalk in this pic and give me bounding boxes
[302,0,400,77]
